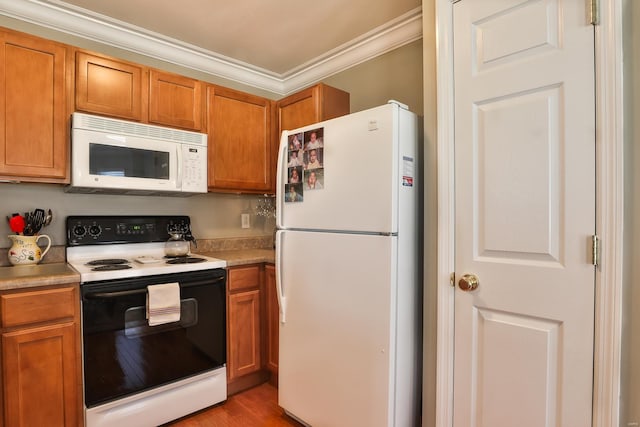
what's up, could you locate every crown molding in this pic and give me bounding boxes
[0,0,422,96]
[281,7,423,94]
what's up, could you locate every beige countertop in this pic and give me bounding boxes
[0,248,275,291]
[0,263,80,291]
[202,248,275,267]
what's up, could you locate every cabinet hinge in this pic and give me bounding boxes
[592,234,600,267]
[590,0,600,25]
[450,272,456,287]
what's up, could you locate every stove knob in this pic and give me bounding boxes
[73,225,86,237]
[89,225,102,237]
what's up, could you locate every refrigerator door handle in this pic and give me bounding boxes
[275,131,288,230]
[275,229,287,323]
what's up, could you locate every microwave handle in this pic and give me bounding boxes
[176,145,183,189]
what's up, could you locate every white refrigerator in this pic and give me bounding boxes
[275,101,422,427]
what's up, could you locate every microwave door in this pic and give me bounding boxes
[71,129,179,192]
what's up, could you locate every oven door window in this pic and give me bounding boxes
[81,270,226,408]
[89,143,170,179]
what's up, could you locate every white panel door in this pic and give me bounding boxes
[277,230,396,427]
[453,1,595,426]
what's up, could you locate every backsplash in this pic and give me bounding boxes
[0,235,273,267]
[1,183,276,249]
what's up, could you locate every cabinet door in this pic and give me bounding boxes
[264,264,278,379]
[274,83,349,192]
[227,289,261,381]
[76,51,147,121]
[276,83,350,133]
[0,30,69,181]
[149,70,203,131]
[2,322,80,427]
[207,85,272,192]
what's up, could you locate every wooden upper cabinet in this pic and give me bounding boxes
[0,29,70,182]
[76,52,204,131]
[276,83,350,135]
[207,85,272,193]
[273,83,349,190]
[149,70,203,131]
[75,51,147,121]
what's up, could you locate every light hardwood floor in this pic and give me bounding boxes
[165,383,304,427]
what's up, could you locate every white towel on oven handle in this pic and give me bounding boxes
[146,282,181,326]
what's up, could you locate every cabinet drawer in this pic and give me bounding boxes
[228,266,260,292]
[1,286,77,328]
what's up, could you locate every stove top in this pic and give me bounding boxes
[67,242,226,282]
[66,216,226,283]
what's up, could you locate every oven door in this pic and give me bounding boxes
[81,269,226,408]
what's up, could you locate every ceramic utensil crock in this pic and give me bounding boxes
[7,234,51,266]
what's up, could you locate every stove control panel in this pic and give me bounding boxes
[66,216,192,246]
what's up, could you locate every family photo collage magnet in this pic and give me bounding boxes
[284,127,325,203]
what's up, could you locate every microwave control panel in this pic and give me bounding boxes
[181,145,207,193]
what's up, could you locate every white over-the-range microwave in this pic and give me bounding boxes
[67,112,208,196]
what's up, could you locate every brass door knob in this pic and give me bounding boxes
[458,274,479,291]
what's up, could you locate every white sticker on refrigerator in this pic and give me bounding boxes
[402,156,414,187]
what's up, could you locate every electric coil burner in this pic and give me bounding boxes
[166,257,206,264]
[86,258,131,271]
[66,215,228,427]
[86,259,130,265]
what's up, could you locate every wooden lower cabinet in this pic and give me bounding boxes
[226,265,268,395]
[264,264,278,384]
[228,289,261,380]
[0,284,82,427]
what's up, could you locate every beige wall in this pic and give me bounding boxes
[0,16,424,249]
[622,0,640,425]
[323,39,424,116]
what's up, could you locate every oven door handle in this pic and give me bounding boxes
[84,276,225,299]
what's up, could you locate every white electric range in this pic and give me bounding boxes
[67,215,228,427]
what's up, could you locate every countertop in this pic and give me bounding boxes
[0,263,80,291]
[202,248,275,267]
[0,248,275,291]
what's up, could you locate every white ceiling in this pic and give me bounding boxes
[0,0,422,95]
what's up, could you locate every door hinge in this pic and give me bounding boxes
[592,234,600,267]
[590,0,600,25]
[450,272,456,287]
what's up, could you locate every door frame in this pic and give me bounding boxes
[432,0,624,426]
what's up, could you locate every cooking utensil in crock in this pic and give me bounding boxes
[8,215,25,234]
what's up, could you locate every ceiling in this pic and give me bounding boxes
[0,0,423,94]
